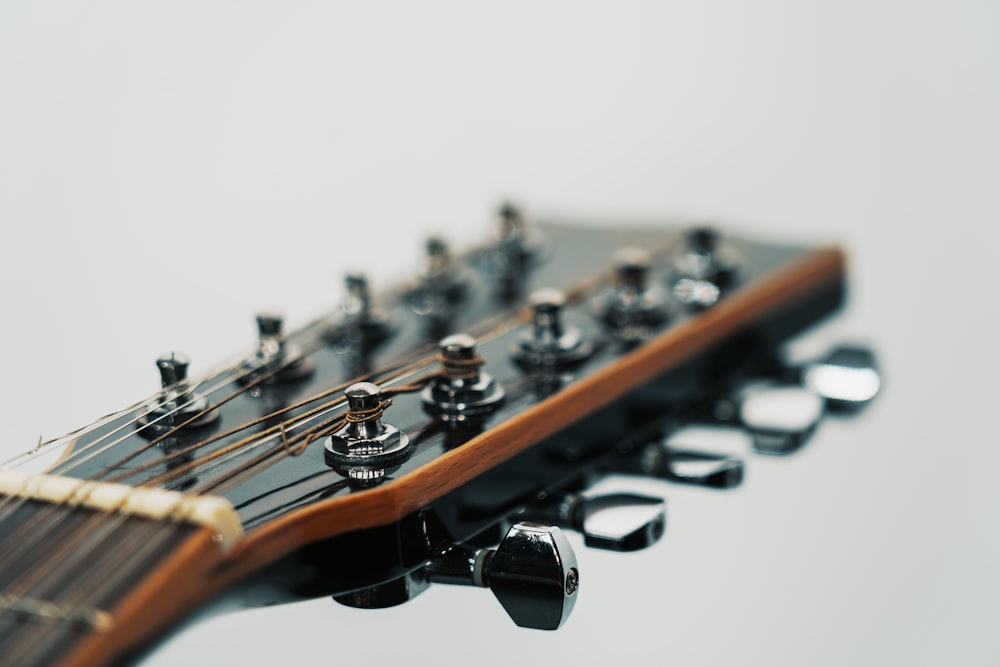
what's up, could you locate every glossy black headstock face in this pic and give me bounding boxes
[38,218,836,546]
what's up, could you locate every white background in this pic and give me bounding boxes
[0,2,997,665]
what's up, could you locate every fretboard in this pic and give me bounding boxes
[0,495,229,667]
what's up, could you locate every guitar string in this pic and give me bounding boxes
[2,513,189,664]
[92,302,523,492]
[0,360,248,471]
[141,308,528,494]
[179,376,438,496]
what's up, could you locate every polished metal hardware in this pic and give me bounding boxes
[524,492,666,551]
[137,353,219,435]
[422,333,505,425]
[670,226,739,309]
[426,522,578,630]
[511,288,593,369]
[324,382,412,484]
[602,246,670,343]
[238,312,313,384]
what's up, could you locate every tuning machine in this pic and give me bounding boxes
[328,273,394,356]
[425,522,578,630]
[670,226,740,309]
[522,491,666,552]
[512,288,593,371]
[137,353,219,437]
[472,202,545,301]
[324,382,413,486]
[239,312,313,385]
[688,343,880,455]
[406,236,470,333]
[422,334,505,426]
[601,247,671,345]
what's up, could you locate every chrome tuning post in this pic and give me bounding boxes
[524,492,666,552]
[238,312,313,385]
[330,273,393,352]
[406,236,469,330]
[422,333,505,425]
[137,353,219,436]
[474,202,544,300]
[511,288,593,370]
[670,226,739,309]
[426,522,578,630]
[324,382,412,486]
[602,246,671,344]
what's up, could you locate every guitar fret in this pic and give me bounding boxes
[0,593,114,633]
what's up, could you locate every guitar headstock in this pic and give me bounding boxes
[1,205,878,661]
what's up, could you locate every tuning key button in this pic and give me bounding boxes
[601,247,671,344]
[324,382,412,485]
[740,386,824,454]
[671,226,739,309]
[422,333,505,425]
[512,288,593,370]
[239,312,314,384]
[803,344,880,411]
[526,492,666,552]
[426,522,578,630]
[137,353,219,436]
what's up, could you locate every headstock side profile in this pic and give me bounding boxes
[0,206,879,667]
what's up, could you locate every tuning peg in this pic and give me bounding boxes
[239,312,313,384]
[512,288,593,370]
[137,353,219,436]
[422,333,505,426]
[524,492,666,552]
[802,344,880,411]
[616,437,745,489]
[324,382,413,485]
[602,247,671,344]
[406,237,469,330]
[739,385,824,454]
[670,225,739,309]
[426,522,578,630]
[472,202,544,300]
[329,273,394,352]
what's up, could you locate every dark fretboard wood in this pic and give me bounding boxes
[0,498,211,667]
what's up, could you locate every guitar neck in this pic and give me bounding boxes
[0,498,226,667]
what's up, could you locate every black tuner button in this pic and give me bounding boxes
[474,202,544,301]
[426,522,578,630]
[422,333,505,426]
[670,225,739,309]
[802,344,880,411]
[511,288,593,370]
[525,492,666,552]
[601,246,671,344]
[137,353,219,437]
[324,382,413,486]
[406,236,469,330]
[238,312,313,385]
